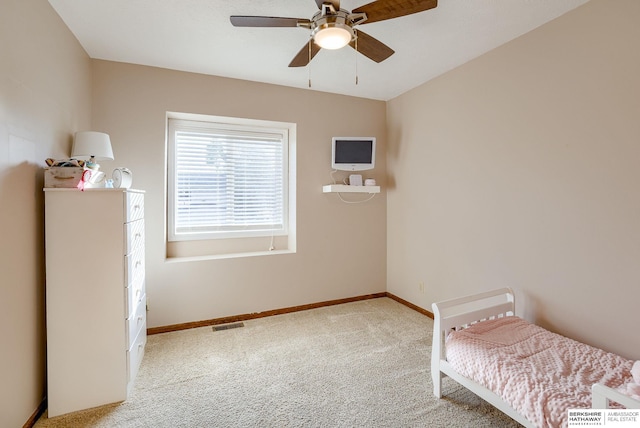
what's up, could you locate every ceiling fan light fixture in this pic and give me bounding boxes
[313,24,353,50]
[311,11,354,50]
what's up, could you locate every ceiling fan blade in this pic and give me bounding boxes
[349,30,394,63]
[352,0,437,24]
[230,16,310,28]
[314,0,340,10]
[289,40,322,67]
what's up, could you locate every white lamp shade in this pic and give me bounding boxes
[71,131,114,161]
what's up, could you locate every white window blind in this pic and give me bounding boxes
[168,118,288,241]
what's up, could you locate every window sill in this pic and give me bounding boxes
[164,248,295,263]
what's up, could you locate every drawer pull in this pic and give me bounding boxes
[135,261,142,267]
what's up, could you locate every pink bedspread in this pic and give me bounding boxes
[445,316,633,428]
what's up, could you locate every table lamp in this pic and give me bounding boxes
[71,131,114,171]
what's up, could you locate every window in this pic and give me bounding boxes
[167,113,296,258]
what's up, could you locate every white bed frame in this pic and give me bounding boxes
[431,287,640,428]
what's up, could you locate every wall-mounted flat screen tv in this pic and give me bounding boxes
[331,137,376,171]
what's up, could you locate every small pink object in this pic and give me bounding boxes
[77,169,91,191]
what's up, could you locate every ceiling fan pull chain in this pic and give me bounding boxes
[308,38,312,88]
[355,30,359,85]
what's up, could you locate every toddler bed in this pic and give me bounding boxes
[431,288,640,428]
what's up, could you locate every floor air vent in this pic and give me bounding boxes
[213,322,244,332]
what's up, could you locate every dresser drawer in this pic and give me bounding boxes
[125,245,145,287]
[126,192,144,222]
[127,325,146,383]
[125,219,145,255]
[126,296,146,348]
[126,278,145,319]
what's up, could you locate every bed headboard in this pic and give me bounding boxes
[432,287,515,333]
[431,287,515,362]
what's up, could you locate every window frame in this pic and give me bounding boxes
[167,113,293,244]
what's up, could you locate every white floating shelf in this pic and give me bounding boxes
[323,184,380,194]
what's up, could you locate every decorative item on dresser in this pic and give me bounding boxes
[70,131,115,189]
[44,188,146,418]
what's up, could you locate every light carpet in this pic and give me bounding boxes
[35,297,522,427]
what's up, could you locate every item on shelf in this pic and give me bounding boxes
[112,168,133,189]
[349,174,363,186]
[76,169,93,191]
[45,158,85,168]
[45,167,84,189]
[78,169,107,190]
[44,158,88,189]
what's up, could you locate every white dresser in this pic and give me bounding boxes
[44,188,146,417]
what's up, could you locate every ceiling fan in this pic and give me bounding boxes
[230,0,438,67]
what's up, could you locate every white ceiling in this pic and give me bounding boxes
[48,0,589,101]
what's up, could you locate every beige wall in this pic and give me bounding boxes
[91,60,387,328]
[0,0,92,426]
[386,0,640,360]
